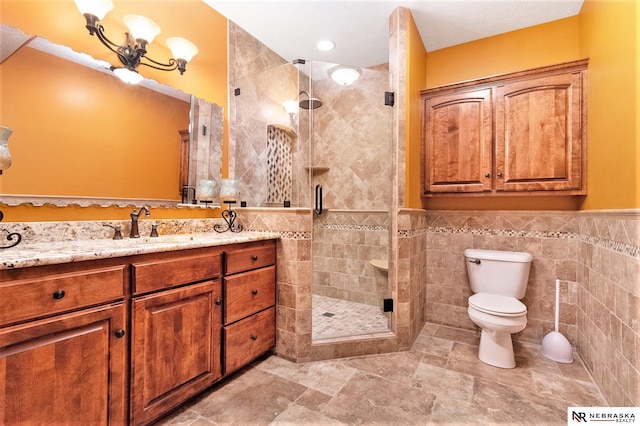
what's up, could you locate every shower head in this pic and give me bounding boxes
[299,91,322,110]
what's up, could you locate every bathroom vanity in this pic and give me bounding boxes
[0,234,277,425]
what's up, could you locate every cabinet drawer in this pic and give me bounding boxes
[223,307,275,374]
[0,265,126,326]
[132,252,221,294]
[224,266,275,324]
[224,241,276,275]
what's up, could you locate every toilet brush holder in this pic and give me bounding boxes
[541,279,573,363]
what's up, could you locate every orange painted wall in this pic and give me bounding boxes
[578,0,638,210]
[420,17,582,210]
[0,0,228,221]
[418,3,638,211]
[405,10,427,209]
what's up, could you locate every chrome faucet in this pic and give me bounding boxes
[130,206,150,238]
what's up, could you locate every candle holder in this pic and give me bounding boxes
[0,210,22,249]
[214,201,243,233]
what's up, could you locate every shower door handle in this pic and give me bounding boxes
[314,184,323,215]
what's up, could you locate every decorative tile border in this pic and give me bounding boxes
[314,223,388,232]
[398,225,640,259]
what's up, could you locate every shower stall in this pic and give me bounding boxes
[232,59,393,341]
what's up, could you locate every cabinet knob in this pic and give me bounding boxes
[484,173,491,178]
[251,255,258,261]
[215,299,222,306]
[497,172,504,178]
[251,289,258,296]
[251,335,258,341]
[52,290,66,300]
[114,329,126,339]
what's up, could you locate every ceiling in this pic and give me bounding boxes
[204,0,583,68]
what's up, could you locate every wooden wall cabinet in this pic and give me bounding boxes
[421,59,588,197]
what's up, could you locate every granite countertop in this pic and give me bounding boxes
[1,231,279,270]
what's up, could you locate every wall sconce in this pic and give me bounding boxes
[329,66,361,86]
[74,0,198,84]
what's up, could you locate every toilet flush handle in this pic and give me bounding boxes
[469,259,481,265]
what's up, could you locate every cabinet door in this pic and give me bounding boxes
[130,280,222,425]
[422,89,493,194]
[0,303,127,425]
[495,71,585,192]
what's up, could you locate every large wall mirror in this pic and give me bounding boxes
[0,24,223,208]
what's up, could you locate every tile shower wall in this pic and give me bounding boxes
[228,23,300,207]
[312,64,391,211]
[313,211,389,307]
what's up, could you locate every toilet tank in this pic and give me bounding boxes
[464,248,533,299]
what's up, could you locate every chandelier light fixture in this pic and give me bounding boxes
[74,0,198,84]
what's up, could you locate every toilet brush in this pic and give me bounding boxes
[541,279,573,363]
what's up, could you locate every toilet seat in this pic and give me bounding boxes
[469,293,527,317]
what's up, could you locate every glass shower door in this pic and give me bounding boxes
[307,60,393,341]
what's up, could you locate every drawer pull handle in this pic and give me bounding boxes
[252,255,258,261]
[251,335,258,341]
[52,290,66,300]
[215,299,222,306]
[114,329,126,339]
[251,289,258,296]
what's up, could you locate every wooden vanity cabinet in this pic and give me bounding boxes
[129,249,223,426]
[421,59,588,197]
[0,238,277,426]
[222,240,276,375]
[0,261,128,425]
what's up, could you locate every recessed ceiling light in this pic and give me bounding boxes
[316,40,335,51]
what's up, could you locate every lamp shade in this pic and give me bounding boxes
[74,0,114,19]
[167,37,199,62]
[123,15,161,43]
[330,67,361,86]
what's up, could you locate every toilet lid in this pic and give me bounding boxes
[469,293,527,315]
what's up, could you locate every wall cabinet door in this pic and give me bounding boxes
[130,280,222,426]
[422,89,493,194]
[0,303,127,425]
[495,71,585,192]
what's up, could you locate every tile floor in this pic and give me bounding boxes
[312,295,390,341]
[156,323,607,425]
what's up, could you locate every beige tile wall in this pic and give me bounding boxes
[576,210,639,406]
[421,209,639,407]
[313,211,390,307]
[423,210,580,345]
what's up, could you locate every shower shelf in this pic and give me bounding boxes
[305,166,330,175]
[370,259,388,272]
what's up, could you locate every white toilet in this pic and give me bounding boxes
[464,248,533,369]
